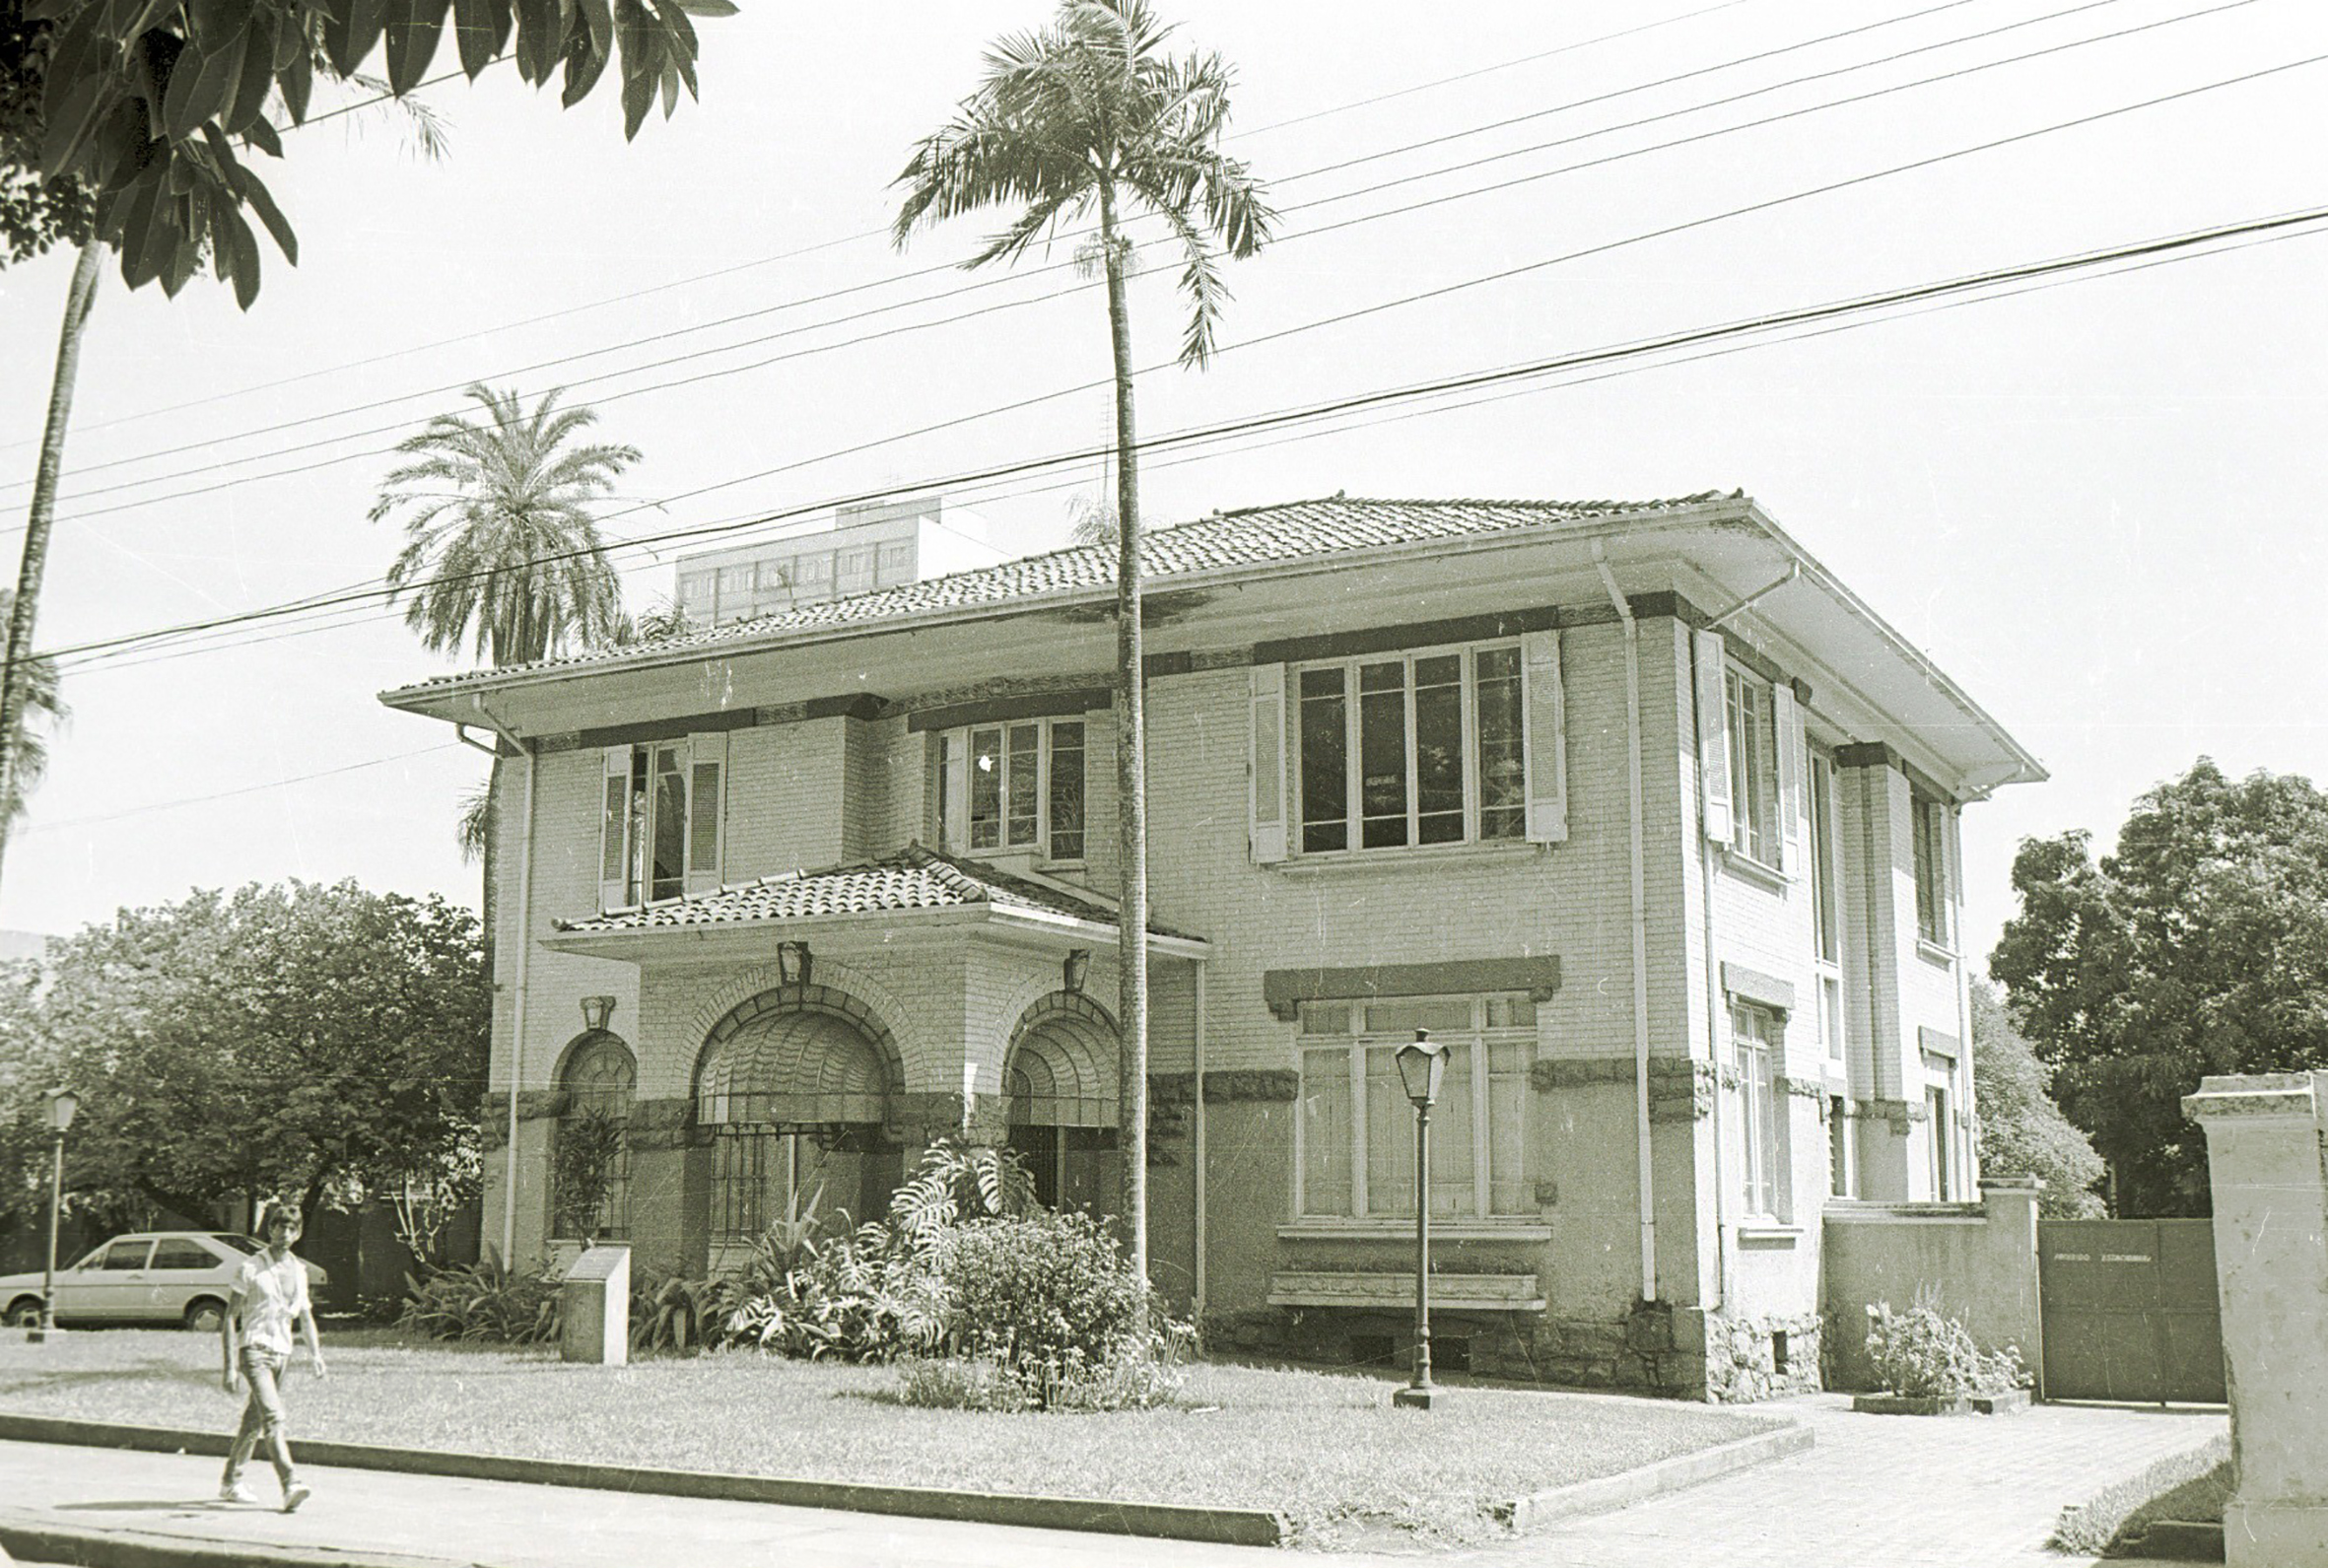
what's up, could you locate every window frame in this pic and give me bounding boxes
[1808,748,1849,1066]
[600,736,725,910]
[1289,639,1531,858]
[1731,1001,1789,1222]
[1292,993,1536,1223]
[1724,665,1781,868]
[1912,788,1951,948]
[936,716,1088,864]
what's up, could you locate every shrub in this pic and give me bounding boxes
[930,1210,1192,1409]
[1864,1289,2029,1398]
[629,1270,748,1354]
[399,1249,561,1344]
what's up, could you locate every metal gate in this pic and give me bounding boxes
[2038,1218,2225,1403]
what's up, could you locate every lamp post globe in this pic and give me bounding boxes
[30,1087,81,1344]
[1392,1032,1447,1410]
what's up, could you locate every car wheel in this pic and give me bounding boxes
[4,1296,43,1329]
[182,1297,226,1333]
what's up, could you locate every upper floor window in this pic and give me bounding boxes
[1912,788,1951,946]
[937,717,1086,863]
[1295,994,1534,1221]
[1809,748,1847,1066]
[1295,643,1529,853]
[600,735,725,909]
[1725,666,1780,866]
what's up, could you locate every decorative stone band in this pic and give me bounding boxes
[1530,1057,1713,1122]
[1261,957,1560,1021]
[626,1098,694,1150]
[1862,1097,1920,1133]
[479,1090,570,1150]
[1720,962,1795,1016]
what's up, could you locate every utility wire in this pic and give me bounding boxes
[17,745,463,832]
[13,0,2225,521]
[42,197,2328,671]
[3,0,1761,451]
[75,206,2319,682]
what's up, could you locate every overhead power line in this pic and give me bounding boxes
[13,0,2244,524]
[1,0,1765,452]
[40,199,2328,674]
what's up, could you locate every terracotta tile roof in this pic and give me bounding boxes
[552,846,1198,941]
[394,493,1737,692]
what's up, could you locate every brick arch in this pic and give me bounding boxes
[692,985,904,1125]
[1004,991,1121,1129]
[680,958,926,1082]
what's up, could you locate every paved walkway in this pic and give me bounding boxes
[0,1396,2225,1567]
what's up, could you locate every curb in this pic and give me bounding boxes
[1499,1421,1815,1532]
[0,1414,1287,1549]
[0,1508,467,1568]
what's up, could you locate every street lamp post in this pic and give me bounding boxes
[1392,1031,1446,1410]
[29,1086,79,1345]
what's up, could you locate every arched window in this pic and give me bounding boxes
[695,1006,897,1246]
[554,1033,635,1240]
[1004,1000,1119,1214]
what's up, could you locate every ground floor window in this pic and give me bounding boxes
[1004,1002,1121,1216]
[1927,1085,1953,1200]
[1295,994,1533,1220]
[1733,1002,1787,1221]
[553,1033,635,1241]
[712,1126,901,1241]
[696,1003,898,1244]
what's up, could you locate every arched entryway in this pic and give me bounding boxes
[553,1032,635,1241]
[1003,993,1120,1214]
[694,991,904,1243]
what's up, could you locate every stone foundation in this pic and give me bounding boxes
[1697,1307,1824,1403]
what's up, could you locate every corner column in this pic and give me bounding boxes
[2184,1071,2328,1568]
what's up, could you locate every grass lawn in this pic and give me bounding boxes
[2050,1434,2231,1557]
[0,1328,1785,1548]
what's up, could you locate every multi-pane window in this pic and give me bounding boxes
[1295,644,1526,854]
[938,718,1086,861]
[1828,1095,1854,1198]
[1912,789,1951,946]
[555,1035,636,1241]
[600,737,724,908]
[1295,995,1534,1220]
[1809,749,1847,1065]
[1733,1002,1787,1220]
[1725,667,1780,865]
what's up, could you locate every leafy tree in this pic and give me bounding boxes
[1968,980,2102,1218]
[2,0,730,304]
[893,0,1271,1274]
[1991,758,2328,1216]
[1,880,488,1230]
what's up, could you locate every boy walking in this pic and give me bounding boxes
[220,1202,324,1512]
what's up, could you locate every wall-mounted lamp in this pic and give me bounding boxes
[1063,948,1092,994]
[777,941,813,989]
[581,995,617,1033]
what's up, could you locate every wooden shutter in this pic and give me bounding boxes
[1249,664,1288,863]
[939,731,969,852]
[1694,629,1733,846]
[599,747,631,910]
[685,731,726,895]
[1773,683,1804,874]
[1522,630,1568,844]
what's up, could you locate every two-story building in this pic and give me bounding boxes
[380,492,2042,1400]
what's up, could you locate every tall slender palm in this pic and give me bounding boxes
[372,382,639,993]
[894,0,1270,1276]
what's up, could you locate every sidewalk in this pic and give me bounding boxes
[0,1395,2225,1568]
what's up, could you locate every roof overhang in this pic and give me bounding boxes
[541,900,1211,966]
[380,496,2042,797]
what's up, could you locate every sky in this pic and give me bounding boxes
[0,0,2321,966]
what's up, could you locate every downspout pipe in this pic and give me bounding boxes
[469,697,535,1262]
[1591,544,1657,1304]
[1193,959,1208,1326]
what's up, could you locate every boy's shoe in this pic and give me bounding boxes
[282,1482,312,1514]
[219,1481,261,1505]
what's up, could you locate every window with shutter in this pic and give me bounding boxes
[597,736,727,910]
[1694,630,1733,845]
[1279,635,1557,857]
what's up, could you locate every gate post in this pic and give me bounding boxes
[2185,1071,2328,1568]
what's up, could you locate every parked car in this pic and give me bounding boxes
[0,1232,329,1331]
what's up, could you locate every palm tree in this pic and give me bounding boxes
[894,0,1270,1276]
[0,589,68,831]
[372,382,639,1000]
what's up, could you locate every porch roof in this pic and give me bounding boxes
[545,846,1204,955]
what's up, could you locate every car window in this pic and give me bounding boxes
[99,1239,153,1270]
[213,1234,261,1255]
[151,1238,220,1270]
